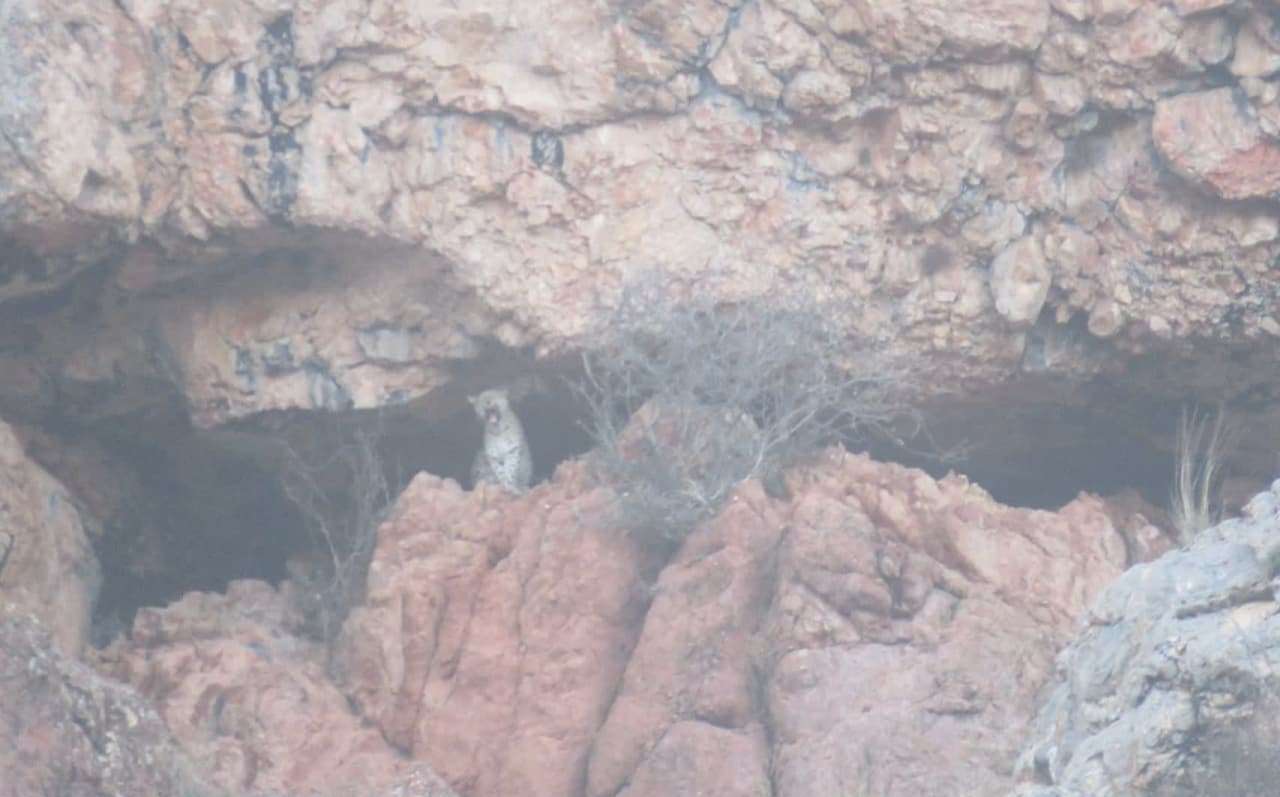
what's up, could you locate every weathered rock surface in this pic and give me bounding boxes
[2,0,1280,794]
[1153,87,1280,201]
[334,464,650,797]
[24,435,1172,797]
[327,451,1142,797]
[97,578,454,796]
[591,452,1134,797]
[0,419,99,658]
[2,0,1279,442]
[3,0,1279,628]
[0,610,219,797]
[1008,480,1280,797]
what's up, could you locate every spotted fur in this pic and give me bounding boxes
[469,389,533,492]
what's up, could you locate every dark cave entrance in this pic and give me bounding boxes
[875,396,1183,512]
[371,382,596,491]
[79,409,309,644]
[81,377,596,643]
[69,367,1266,646]
[3,237,1273,656]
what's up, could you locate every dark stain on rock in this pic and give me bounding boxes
[531,130,564,172]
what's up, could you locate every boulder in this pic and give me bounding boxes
[1009,481,1280,796]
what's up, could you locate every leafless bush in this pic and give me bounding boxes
[1170,404,1234,543]
[577,279,913,545]
[280,419,393,644]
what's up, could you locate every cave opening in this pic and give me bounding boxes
[67,366,1264,647]
[877,397,1182,513]
[79,376,597,644]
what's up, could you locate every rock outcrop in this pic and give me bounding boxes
[97,578,456,797]
[334,465,650,797]
[3,0,1279,675]
[1009,480,1280,797]
[329,452,1146,797]
[591,452,1138,797]
[5,592,457,797]
[0,420,100,658]
[0,610,218,797]
[2,0,1280,795]
[0,404,1178,797]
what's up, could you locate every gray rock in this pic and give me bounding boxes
[1010,481,1280,796]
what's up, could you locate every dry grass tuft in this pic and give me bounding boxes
[1170,404,1234,543]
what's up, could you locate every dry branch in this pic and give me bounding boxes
[577,278,914,545]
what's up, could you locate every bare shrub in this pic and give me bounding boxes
[577,279,913,545]
[280,418,393,644]
[1170,404,1234,543]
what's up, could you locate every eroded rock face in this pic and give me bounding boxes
[4,3,1280,605]
[591,452,1134,797]
[1008,481,1280,797]
[0,611,218,797]
[1153,87,1280,201]
[585,481,782,797]
[2,0,1279,794]
[334,465,650,797]
[95,578,455,796]
[0,420,99,658]
[2,0,1280,443]
[325,451,1143,797]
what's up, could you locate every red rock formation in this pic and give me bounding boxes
[334,465,651,796]
[97,579,455,796]
[590,452,1131,797]
[1153,87,1280,200]
[6,428,1167,797]
[0,611,217,797]
[334,452,1132,797]
[2,0,1279,795]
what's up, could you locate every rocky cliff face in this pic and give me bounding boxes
[1009,480,1280,797]
[3,0,1279,425]
[0,611,220,797]
[2,0,1280,795]
[0,601,456,797]
[94,453,1155,797]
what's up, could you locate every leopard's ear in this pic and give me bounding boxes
[467,393,479,409]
